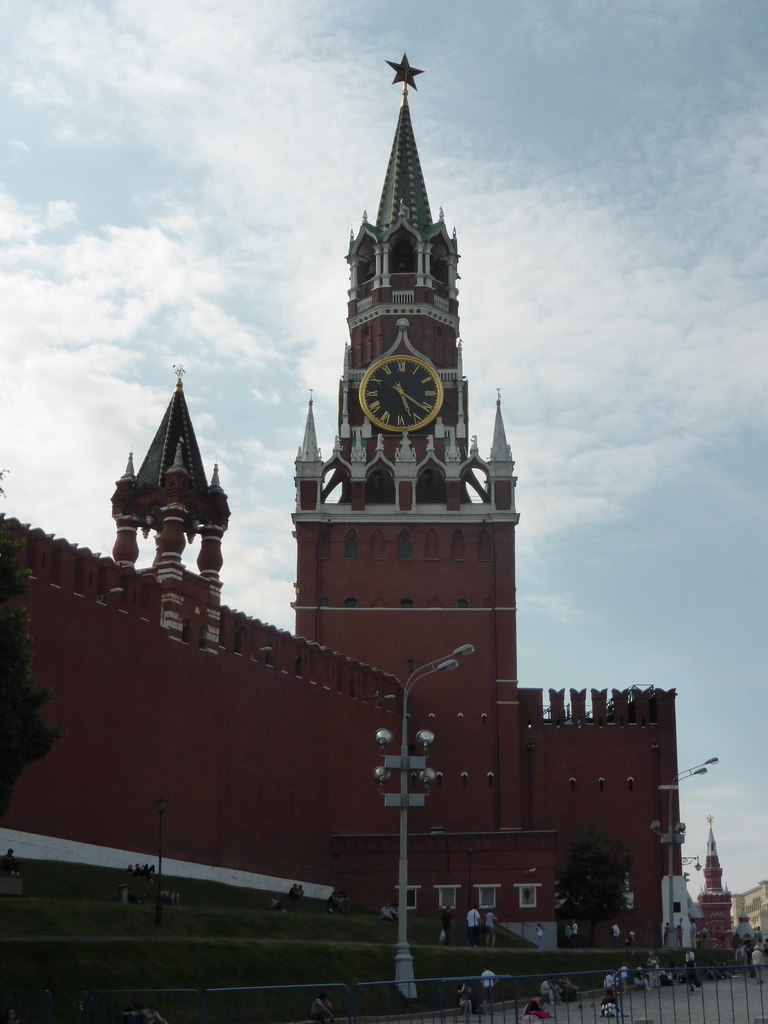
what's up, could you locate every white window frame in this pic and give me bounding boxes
[435,885,459,909]
[477,884,500,909]
[396,884,420,910]
[515,882,541,908]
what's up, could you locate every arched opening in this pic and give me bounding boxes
[416,466,446,504]
[391,238,415,273]
[370,529,385,559]
[461,467,490,505]
[424,528,439,559]
[365,467,395,505]
[321,466,350,504]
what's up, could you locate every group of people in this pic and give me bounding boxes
[457,969,499,1015]
[562,921,579,946]
[326,890,350,914]
[126,863,155,880]
[121,1004,167,1024]
[465,904,501,947]
[610,922,636,952]
[380,901,399,921]
[288,883,304,902]
[517,976,580,1018]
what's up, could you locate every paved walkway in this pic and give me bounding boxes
[550,978,768,1024]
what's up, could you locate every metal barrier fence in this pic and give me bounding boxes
[79,989,202,1024]
[0,988,53,1024]
[204,983,351,1024]
[65,966,768,1024]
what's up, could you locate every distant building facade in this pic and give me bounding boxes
[732,881,768,937]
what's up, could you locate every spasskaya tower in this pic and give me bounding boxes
[294,56,521,831]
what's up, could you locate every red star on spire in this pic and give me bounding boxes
[386,53,424,91]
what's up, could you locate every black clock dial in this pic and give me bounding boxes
[359,355,443,432]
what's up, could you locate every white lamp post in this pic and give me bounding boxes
[654,758,718,947]
[373,644,475,997]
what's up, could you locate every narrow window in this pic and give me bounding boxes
[398,531,412,560]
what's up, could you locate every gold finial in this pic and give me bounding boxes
[308,388,314,407]
[173,363,186,390]
[707,814,714,826]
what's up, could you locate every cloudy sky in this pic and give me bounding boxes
[0,0,765,894]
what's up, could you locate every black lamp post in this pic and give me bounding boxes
[466,841,474,911]
[155,797,168,926]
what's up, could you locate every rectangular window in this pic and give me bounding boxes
[477,885,500,908]
[435,885,458,909]
[396,885,419,910]
[515,884,539,908]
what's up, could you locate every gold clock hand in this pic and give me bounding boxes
[400,390,431,412]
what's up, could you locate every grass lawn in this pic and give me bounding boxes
[0,860,691,1022]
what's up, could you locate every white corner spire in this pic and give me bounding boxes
[297,394,322,463]
[489,391,513,462]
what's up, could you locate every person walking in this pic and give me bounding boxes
[484,908,497,947]
[440,906,453,945]
[752,943,765,984]
[467,904,481,947]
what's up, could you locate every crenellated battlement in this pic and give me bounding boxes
[2,515,401,704]
[518,684,677,728]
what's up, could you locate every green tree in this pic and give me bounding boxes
[555,820,633,946]
[0,521,63,816]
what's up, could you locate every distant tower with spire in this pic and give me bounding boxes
[110,367,230,642]
[292,55,520,833]
[696,816,733,944]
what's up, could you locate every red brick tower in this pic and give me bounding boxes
[293,58,521,832]
[697,816,733,944]
[111,367,230,644]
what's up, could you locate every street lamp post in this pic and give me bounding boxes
[154,797,168,926]
[373,644,475,998]
[653,758,718,948]
[466,841,474,912]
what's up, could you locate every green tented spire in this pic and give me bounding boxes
[376,88,433,232]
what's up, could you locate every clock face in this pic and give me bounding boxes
[359,355,444,432]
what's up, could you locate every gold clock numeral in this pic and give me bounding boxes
[382,364,392,375]
[368,399,381,413]
[379,410,391,424]
[397,415,405,427]
[424,390,436,397]
[397,360,406,372]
